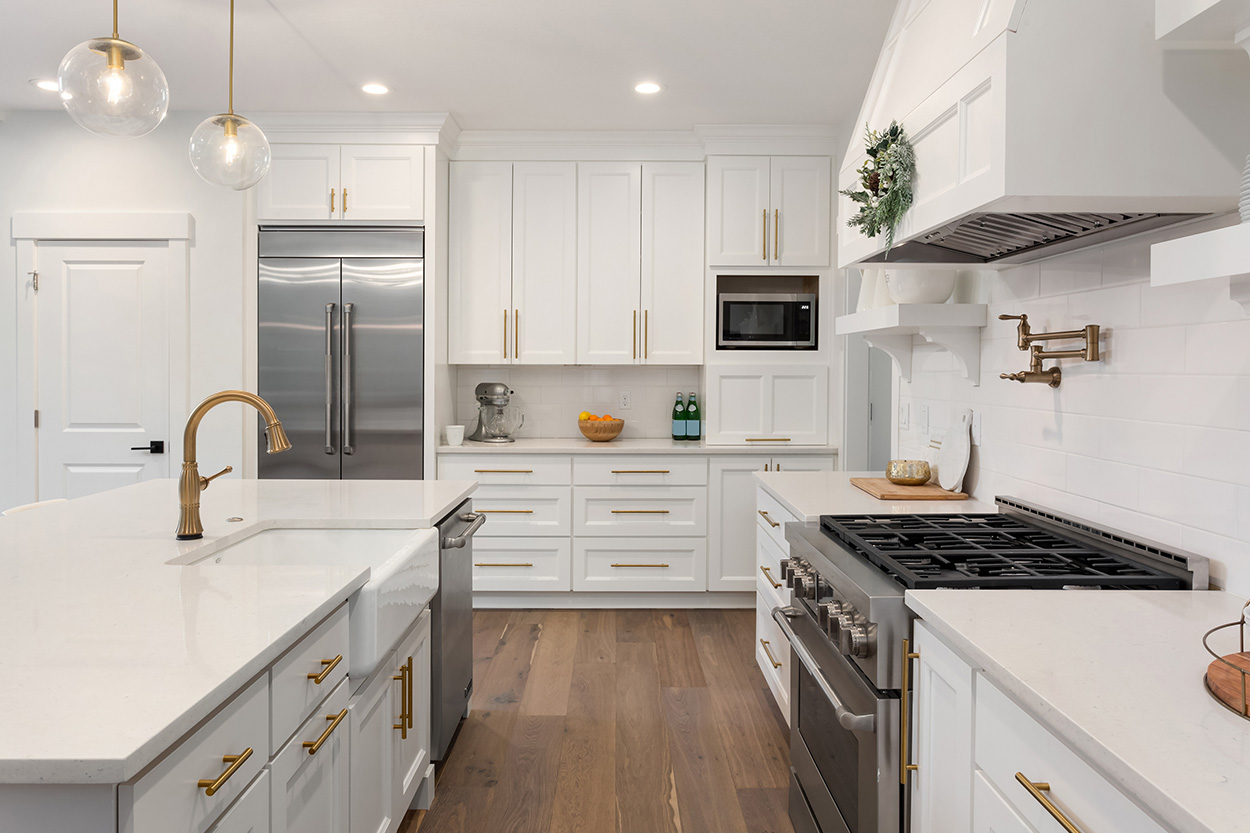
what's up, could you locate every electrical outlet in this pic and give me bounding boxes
[619,391,631,410]
[971,410,982,446]
[898,402,909,430]
[919,405,930,434]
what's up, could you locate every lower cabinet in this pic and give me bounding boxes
[210,771,270,833]
[472,537,572,590]
[270,680,351,833]
[573,538,707,592]
[972,771,1035,833]
[909,621,975,833]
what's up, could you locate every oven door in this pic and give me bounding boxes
[773,606,901,833]
[718,293,816,348]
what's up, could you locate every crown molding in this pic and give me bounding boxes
[251,112,458,146]
[693,124,841,156]
[453,130,706,161]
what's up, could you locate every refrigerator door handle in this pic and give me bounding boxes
[342,302,355,455]
[324,303,336,455]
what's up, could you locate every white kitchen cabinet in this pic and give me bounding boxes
[707,155,830,267]
[448,161,512,364]
[392,611,432,824]
[472,537,572,592]
[270,680,351,833]
[348,653,401,833]
[258,144,424,221]
[573,537,707,592]
[641,162,705,364]
[208,771,270,833]
[909,620,976,833]
[573,485,708,537]
[972,772,1036,833]
[705,364,829,445]
[754,590,791,720]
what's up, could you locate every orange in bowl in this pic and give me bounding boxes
[579,417,624,442]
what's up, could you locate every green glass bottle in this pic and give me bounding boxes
[671,392,686,441]
[685,392,701,440]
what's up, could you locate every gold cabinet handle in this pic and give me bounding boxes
[1015,773,1085,833]
[758,509,780,528]
[197,747,253,796]
[610,469,670,474]
[774,208,779,261]
[760,565,782,589]
[760,639,782,668]
[392,658,410,739]
[477,509,534,514]
[762,209,768,260]
[610,509,670,514]
[343,188,348,214]
[474,469,533,473]
[900,639,920,785]
[632,310,637,359]
[610,563,669,568]
[503,309,508,360]
[644,310,649,359]
[514,309,519,359]
[746,437,792,442]
[776,462,781,471]
[330,188,335,214]
[303,708,348,755]
[307,654,342,685]
[406,655,415,730]
[475,562,534,567]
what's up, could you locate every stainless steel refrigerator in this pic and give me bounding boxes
[258,226,424,479]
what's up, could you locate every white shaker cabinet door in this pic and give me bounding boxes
[270,680,351,833]
[910,620,976,833]
[641,162,705,365]
[207,771,270,833]
[258,144,339,220]
[707,156,770,266]
[449,161,513,364]
[972,772,1037,833]
[577,162,642,364]
[349,651,402,833]
[393,611,432,821]
[770,156,831,267]
[705,365,828,445]
[708,457,770,591]
[513,162,578,364]
[339,145,425,221]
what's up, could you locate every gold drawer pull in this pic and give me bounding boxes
[477,509,534,514]
[610,509,670,514]
[758,509,780,528]
[900,640,920,785]
[475,562,534,567]
[474,469,533,473]
[610,563,669,568]
[392,657,411,739]
[746,437,792,442]
[197,747,253,796]
[760,565,782,589]
[1015,773,1085,833]
[307,654,342,685]
[610,469,670,474]
[760,639,782,668]
[303,708,348,755]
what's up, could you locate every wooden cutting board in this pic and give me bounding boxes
[1206,652,1250,717]
[850,477,968,501]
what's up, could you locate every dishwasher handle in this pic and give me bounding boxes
[442,512,486,549]
[772,606,876,734]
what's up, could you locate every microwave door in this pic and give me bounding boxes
[720,294,814,347]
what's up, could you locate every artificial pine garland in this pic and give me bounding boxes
[839,121,916,254]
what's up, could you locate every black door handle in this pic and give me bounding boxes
[130,440,165,454]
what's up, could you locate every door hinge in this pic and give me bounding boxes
[28,271,39,292]
[33,409,39,428]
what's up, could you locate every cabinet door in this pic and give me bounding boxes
[271,680,350,833]
[767,365,829,445]
[393,611,432,821]
[770,156,831,266]
[349,653,402,833]
[641,162,704,364]
[706,365,829,445]
[449,162,512,364]
[208,771,269,833]
[707,156,770,266]
[972,772,1037,833]
[707,457,771,591]
[340,145,425,221]
[577,162,642,364]
[705,366,769,444]
[769,454,835,474]
[911,621,976,833]
[513,162,577,364]
[472,537,572,592]
[258,144,339,220]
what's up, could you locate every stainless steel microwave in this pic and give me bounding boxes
[717,292,817,349]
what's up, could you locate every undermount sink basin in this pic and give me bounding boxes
[174,527,439,677]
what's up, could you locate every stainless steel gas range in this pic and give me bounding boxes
[771,497,1208,833]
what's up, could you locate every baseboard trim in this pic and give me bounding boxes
[472,591,753,609]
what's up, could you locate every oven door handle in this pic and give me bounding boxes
[772,606,876,734]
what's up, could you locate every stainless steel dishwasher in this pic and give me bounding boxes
[432,501,483,760]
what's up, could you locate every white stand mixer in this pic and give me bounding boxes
[466,382,525,443]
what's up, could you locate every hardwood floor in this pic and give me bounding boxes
[401,608,795,833]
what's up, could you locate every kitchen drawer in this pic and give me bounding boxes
[471,484,571,536]
[973,771,1037,833]
[755,592,790,719]
[755,485,799,553]
[120,674,269,833]
[472,536,572,591]
[270,678,351,833]
[755,538,790,610]
[573,538,707,592]
[207,769,269,833]
[573,456,707,486]
[438,455,571,485]
[975,675,1167,833]
[573,486,707,537]
[756,524,789,577]
[270,604,349,751]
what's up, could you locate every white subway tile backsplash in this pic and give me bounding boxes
[1180,528,1250,591]
[1098,417,1184,472]
[1123,468,1236,538]
[1065,455,1138,509]
[1097,504,1184,549]
[988,262,1041,303]
[1039,250,1102,297]
[1183,426,1250,487]
[1066,283,1140,330]
[1140,279,1241,328]
[1184,319,1250,376]
[1103,326,1187,374]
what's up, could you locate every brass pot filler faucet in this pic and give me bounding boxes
[998,314,1101,388]
[177,390,292,540]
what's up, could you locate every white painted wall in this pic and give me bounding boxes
[0,111,249,511]
[894,221,1250,594]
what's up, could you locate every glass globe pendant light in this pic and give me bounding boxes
[57,0,169,137]
[188,0,271,190]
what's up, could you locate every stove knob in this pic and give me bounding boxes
[819,600,846,630]
[841,624,875,659]
[779,559,792,580]
[788,566,809,590]
[798,574,818,600]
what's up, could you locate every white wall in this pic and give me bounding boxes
[0,111,249,510]
[894,223,1250,593]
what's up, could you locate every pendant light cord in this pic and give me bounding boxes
[112,0,119,38]
[228,0,235,115]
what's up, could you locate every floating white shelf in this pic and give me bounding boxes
[835,304,989,385]
[1150,222,1250,315]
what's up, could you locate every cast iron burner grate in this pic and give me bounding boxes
[819,513,1188,589]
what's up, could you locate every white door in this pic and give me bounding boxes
[911,620,976,833]
[449,161,513,364]
[340,145,425,221]
[641,162,704,365]
[770,156,831,266]
[513,162,577,364]
[258,144,339,220]
[35,242,171,499]
[705,365,828,445]
[705,366,769,444]
[767,365,829,445]
[271,680,351,833]
[577,162,641,365]
[393,612,432,820]
[706,156,770,266]
[349,653,401,833]
[708,457,770,591]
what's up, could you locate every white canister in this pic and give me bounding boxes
[445,425,465,446]
[856,269,879,313]
[874,270,896,307]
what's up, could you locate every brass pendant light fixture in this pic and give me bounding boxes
[188,0,271,190]
[57,0,169,137]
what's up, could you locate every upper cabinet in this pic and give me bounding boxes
[707,156,830,267]
[258,144,425,222]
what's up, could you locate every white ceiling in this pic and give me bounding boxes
[2,0,896,131]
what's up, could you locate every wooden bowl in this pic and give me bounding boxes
[578,418,624,442]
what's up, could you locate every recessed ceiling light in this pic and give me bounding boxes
[635,82,661,94]
[29,79,59,92]
[361,83,389,95]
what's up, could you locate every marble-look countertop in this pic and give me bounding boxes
[437,437,839,455]
[0,478,476,784]
[754,470,997,521]
[908,590,1250,833]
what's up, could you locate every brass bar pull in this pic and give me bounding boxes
[477,509,534,514]
[765,463,771,471]
[1015,773,1084,833]
[644,310,649,359]
[475,562,534,567]
[746,437,792,442]
[307,654,342,685]
[774,208,779,260]
[610,563,669,568]
[474,469,533,473]
[323,303,335,455]
[503,309,508,360]
[330,188,335,214]
[197,747,253,796]
[760,565,782,589]
[610,469,670,474]
[303,708,348,755]
[900,639,920,785]
[775,462,782,471]
[762,209,768,260]
[341,303,354,455]
[610,509,670,514]
[632,310,637,359]
[406,655,415,730]
[760,639,782,668]
[758,510,780,528]
[343,188,348,214]
[392,660,409,739]
[514,309,519,359]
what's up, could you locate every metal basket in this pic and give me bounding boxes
[1202,599,1250,721]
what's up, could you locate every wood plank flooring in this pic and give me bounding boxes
[402,608,794,833]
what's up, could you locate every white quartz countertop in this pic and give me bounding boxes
[755,470,997,521]
[0,478,476,785]
[907,589,1250,833]
[437,438,838,455]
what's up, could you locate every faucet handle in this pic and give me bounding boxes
[999,372,1026,383]
[998,313,1026,321]
[199,465,234,490]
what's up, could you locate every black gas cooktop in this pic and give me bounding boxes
[818,513,1189,590]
